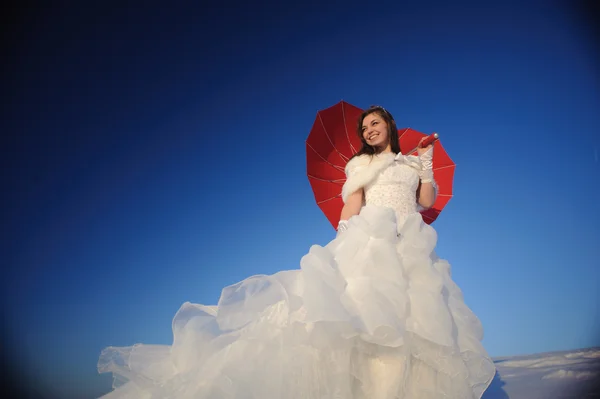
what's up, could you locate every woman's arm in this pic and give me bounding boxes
[415,138,436,209]
[340,188,364,221]
[416,182,436,209]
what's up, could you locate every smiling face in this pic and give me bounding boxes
[361,112,391,152]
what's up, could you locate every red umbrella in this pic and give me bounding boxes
[306,101,455,229]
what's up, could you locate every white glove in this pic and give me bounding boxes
[337,220,349,236]
[418,147,434,183]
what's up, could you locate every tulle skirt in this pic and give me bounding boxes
[98,206,495,398]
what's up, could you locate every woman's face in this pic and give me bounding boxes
[361,112,390,151]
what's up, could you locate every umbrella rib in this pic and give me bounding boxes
[398,128,413,154]
[308,174,345,184]
[342,102,358,155]
[306,141,346,172]
[421,214,435,222]
[433,164,456,171]
[317,194,341,204]
[319,112,350,163]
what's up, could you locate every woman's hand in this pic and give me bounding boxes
[417,136,434,156]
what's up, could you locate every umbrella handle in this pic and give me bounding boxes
[420,132,439,148]
[408,133,439,154]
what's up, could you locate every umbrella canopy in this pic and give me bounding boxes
[306,101,455,228]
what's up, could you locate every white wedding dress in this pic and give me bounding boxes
[98,152,495,398]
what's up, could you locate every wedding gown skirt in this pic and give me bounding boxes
[98,206,495,398]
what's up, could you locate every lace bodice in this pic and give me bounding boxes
[342,152,432,229]
[364,162,420,225]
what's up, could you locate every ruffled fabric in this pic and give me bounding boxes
[98,206,495,399]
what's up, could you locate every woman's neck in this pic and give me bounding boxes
[375,143,392,154]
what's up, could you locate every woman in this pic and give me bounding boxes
[98,106,495,398]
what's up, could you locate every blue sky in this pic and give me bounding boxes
[3,1,599,398]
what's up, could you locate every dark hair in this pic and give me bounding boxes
[351,105,401,159]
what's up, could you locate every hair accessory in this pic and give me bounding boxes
[378,106,394,121]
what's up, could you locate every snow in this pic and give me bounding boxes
[542,369,599,380]
[482,347,600,399]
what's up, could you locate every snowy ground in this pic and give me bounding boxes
[483,347,600,398]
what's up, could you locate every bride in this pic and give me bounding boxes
[98,106,495,398]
